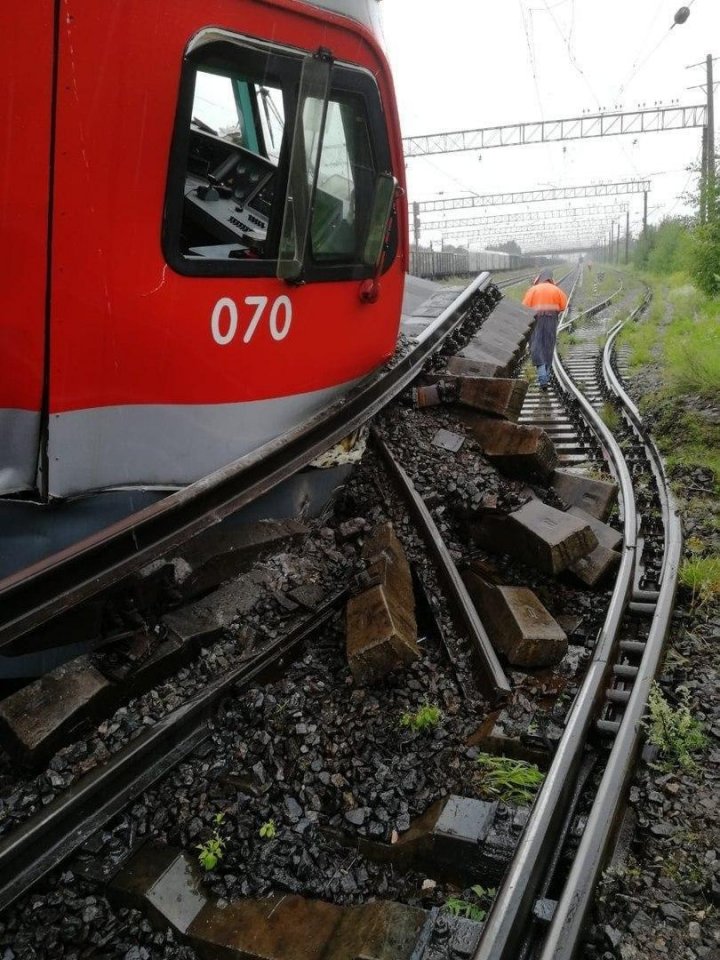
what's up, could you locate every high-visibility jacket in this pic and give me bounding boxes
[522,282,568,315]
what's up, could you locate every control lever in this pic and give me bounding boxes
[196,184,220,202]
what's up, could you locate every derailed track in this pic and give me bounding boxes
[0,272,682,960]
[0,271,506,916]
[474,276,681,960]
[0,274,499,655]
[0,593,346,913]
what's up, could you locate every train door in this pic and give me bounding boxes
[0,4,55,495]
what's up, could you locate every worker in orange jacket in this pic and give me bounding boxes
[522,268,568,390]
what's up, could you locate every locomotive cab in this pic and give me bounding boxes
[0,0,407,508]
[169,35,396,278]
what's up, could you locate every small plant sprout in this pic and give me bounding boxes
[644,682,706,771]
[400,704,442,732]
[196,833,225,872]
[444,885,496,922]
[475,754,545,805]
[259,819,277,840]
[196,811,227,870]
[445,897,486,922]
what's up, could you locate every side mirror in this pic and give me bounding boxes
[359,173,398,303]
[362,173,397,270]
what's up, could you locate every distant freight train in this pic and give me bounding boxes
[409,247,545,279]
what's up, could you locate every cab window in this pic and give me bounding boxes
[163,34,395,281]
[310,97,374,262]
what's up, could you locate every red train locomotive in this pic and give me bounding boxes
[0,0,406,515]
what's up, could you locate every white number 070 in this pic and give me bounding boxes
[211,295,292,346]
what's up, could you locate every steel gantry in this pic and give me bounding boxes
[403,104,706,156]
[444,219,619,247]
[416,181,650,214]
[421,204,630,233]
[447,230,616,250]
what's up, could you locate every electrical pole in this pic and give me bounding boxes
[643,191,648,238]
[688,55,718,221]
[707,54,716,220]
[625,210,630,263]
[700,125,708,223]
[615,223,620,263]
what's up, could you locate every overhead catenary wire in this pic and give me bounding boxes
[403,2,703,229]
[519,0,546,121]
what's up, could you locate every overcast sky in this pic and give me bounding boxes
[379,0,719,251]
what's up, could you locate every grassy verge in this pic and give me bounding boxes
[618,272,720,495]
[587,267,624,300]
[501,281,530,303]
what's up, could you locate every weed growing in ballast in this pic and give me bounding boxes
[400,704,442,732]
[474,754,545,805]
[644,682,706,772]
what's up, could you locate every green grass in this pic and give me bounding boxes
[648,407,720,492]
[501,282,530,303]
[599,402,620,432]
[591,269,623,300]
[644,682,706,772]
[618,291,663,369]
[619,273,720,495]
[620,317,657,368]
[557,330,578,359]
[679,556,720,606]
[401,704,442,732]
[662,285,720,396]
[474,754,545,805]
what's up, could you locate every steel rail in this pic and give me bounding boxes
[495,264,575,294]
[495,272,536,290]
[0,591,346,914]
[0,274,495,655]
[540,287,681,960]
[372,430,511,697]
[558,281,623,333]
[474,271,639,960]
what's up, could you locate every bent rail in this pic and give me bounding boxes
[0,274,496,654]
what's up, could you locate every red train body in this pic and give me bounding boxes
[0,0,407,500]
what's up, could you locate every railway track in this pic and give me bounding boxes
[0,270,681,960]
[0,274,502,656]
[474,273,681,960]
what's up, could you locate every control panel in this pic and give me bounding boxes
[183,129,278,253]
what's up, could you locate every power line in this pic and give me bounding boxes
[519,0,545,120]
